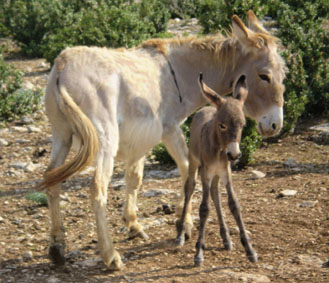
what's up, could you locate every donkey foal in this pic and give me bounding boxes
[176,74,258,266]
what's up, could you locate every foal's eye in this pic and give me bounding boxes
[259,74,271,83]
[219,123,227,131]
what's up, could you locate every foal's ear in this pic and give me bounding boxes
[247,10,269,35]
[233,75,248,104]
[199,73,225,108]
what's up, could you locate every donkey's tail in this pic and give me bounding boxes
[38,75,99,190]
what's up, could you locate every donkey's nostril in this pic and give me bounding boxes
[272,123,277,130]
[238,152,242,159]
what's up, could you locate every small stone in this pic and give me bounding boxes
[12,126,28,133]
[251,170,266,179]
[0,216,5,223]
[143,189,170,197]
[78,258,101,267]
[298,200,318,208]
[47,276,60,283]
[283,157,298,168]
[16,139,30,144]
[27,126,42,133]
[23,251,33,261]
[24,162,39,172]
[19,116,33,125]
[0,138,9,146]
[277,189,297,198]
[9,161,29,170]
[22,81,34,90]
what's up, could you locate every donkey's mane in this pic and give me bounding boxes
[140,30,279,54]
[140,31,281,72]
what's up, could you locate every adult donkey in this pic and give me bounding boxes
[40,11,285,270]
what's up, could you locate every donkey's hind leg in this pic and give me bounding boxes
[210,175,233,250]
[123,157,148,239]
[194,167,211,267]
[46,131,72,265]
[90,147,122,270]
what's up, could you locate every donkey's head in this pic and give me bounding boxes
[199,74,247,161]
[232,11,286,137]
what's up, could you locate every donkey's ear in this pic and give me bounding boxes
[232,14,265,51]
[199,73,225,108]
[247,10,269,34]
[233,75,248,104]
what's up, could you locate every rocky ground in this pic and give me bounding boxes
[1,19,329,283]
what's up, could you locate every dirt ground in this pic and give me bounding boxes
[0,57,328,283]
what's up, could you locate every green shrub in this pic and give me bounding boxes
[0,0,171,63]
[266,0,329,121]
[26,192,48,206]
[238,119,262,168]
[197,0,267,33]
[0,51,42,122]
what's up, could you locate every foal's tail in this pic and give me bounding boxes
[38,72,99,190]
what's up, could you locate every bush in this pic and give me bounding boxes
[26,192,48,206]
[266,0,329,122]
[0,50,42,122]
[197,0,267,33]
[0,0,171,63]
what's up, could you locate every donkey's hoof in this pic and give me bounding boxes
[247,250,258,263]
[184,223,193,241]
[108,251,123,271]
[49,243,66,266]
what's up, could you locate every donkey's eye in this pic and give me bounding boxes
[259,74,271,83]
[219,123,227,131]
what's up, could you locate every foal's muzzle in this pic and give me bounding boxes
[226,142,241,161]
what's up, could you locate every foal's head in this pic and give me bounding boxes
[199,74,247,161]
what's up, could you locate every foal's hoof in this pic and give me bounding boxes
[174,236,185,247]
[194,258,204,267]
[247,250,258,263]
[224,240,234,251]
[49,243,66,266]
[129,229,149,240]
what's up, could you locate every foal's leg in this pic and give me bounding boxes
[90,148,122,270]
[220,162,258,262]
[162,126,190,224]
[175,158,199,245]
[46,131,72,265]
[122,157,148,239]
[210,175,233,250]
[194,166,211,266]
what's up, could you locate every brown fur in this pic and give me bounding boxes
[176,74,257,265]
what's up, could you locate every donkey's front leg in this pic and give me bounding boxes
[210,175,233,250]
[162,126,191,232]
[194,167,211,267]
[90,151,122,270]
[220,163,258,262]
[123,157,148,240]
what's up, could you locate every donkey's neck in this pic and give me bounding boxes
[167,37,243,117]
